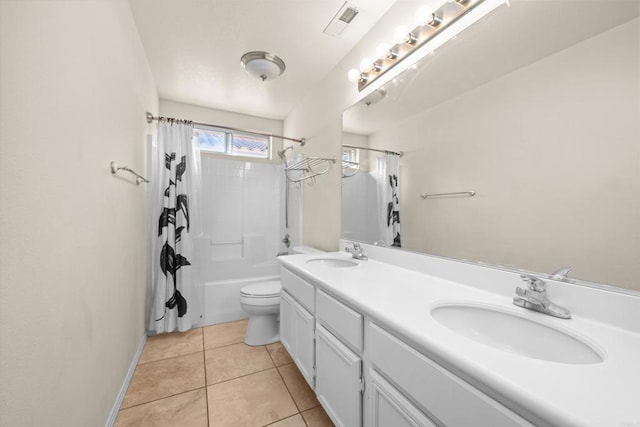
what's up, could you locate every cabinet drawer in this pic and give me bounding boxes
[316,290,363,352]
[280,267,314,312]
[368,323,532,427]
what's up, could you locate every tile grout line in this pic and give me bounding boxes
[208,364,284,387]
[268,345,319,426]
[261,413,307,427]
[119,330,204,412]
[203,339,253,352]
[265,344,278,366]
[119,386,208,412]
[137,347,205,366]
[274,360,304,415]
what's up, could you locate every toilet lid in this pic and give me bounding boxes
[240,281,282,297]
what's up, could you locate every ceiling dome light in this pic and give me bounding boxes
[240,51,286,81]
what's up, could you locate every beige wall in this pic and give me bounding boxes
[284,101,344,251]
[368,19,640,289]
[0,1,158,425]
[283,45,371,251]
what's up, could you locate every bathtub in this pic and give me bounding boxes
[199,275,280,326]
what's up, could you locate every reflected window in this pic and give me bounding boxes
[342,148,359,164]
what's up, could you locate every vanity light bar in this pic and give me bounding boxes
[349,0,509,92]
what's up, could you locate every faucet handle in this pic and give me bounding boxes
[346,241,361,250]
[520,274,546,292]
[551,266,572,281]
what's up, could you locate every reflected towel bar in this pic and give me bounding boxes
[420,190,476,199]
[110,161,149,185]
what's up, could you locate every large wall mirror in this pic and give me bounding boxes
[342,0,640,291]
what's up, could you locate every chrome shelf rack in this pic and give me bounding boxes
[284,156,336,183]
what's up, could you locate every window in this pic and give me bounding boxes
[230,131,270,158]
[194,126,271,159]
[342,148,359,164]
[194,128,226,153]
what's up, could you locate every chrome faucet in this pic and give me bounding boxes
[345,241,368,260]
[513,274,571,319]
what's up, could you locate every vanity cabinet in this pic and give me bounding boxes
[280,269,316,388]
[280,264,532,427]
[368,323,532,427]
[315,289,364,427]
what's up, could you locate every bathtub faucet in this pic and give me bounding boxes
[345,241,368,261]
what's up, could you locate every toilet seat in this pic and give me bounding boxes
[240,281,281,298]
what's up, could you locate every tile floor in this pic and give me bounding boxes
[115,319,334,427]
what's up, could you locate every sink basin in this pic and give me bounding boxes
[304,255,359,268]
[431,304,603,364]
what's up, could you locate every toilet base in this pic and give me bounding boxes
[244,313,280,346]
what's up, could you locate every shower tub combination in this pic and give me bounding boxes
[194,156,296,327]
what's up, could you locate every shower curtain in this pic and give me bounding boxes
[149,120,201,334]
[376,154,401,247]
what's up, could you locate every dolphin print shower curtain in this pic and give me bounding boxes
[376,154,401,247]
[149,119,201,333]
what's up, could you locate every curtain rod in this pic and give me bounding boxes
[146,112,306,145]
[342,144,403,157]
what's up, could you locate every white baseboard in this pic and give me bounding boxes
[105,331,148,427]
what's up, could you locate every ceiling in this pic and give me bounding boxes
[129,0,395,120]
[344,0,640,135]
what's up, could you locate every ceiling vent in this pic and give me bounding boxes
[323,2,359,38]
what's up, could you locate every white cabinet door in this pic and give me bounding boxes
[315,324,362,427]
[294,300,315,388]
[279,290,295,356]
[280,289,315,388]
[369,370,438,427]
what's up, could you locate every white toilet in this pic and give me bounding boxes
[239,280,282,346]
[240,246,322,346]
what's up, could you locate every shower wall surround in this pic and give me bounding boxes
[200,157,284,281]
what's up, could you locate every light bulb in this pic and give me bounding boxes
[415,5,434,26]
[359,58,374,73]
[393,25,409,44]
[375,43,390,58]
[347,68,361,83]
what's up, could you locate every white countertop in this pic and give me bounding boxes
[278,251,640,427]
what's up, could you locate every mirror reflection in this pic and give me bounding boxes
[341,0,640,290]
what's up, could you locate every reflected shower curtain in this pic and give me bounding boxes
[150,120,201,333]
[375,154,401,247]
